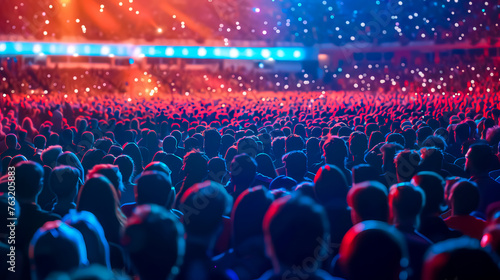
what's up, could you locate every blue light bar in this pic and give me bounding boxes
[0,41,313,61]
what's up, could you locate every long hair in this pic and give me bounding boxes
[76,175,126,244]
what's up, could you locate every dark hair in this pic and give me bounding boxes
[122,204,185,280]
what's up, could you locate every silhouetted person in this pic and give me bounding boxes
[30,221,88,280]
[50,166,80,217]
[389,182,432,280]
[444,180,486,239]
[258,195,338,280]
[335,220,409,280]
[347,180,388,224]
[423,237,500,280]
[466,144,500,216]
[122,204,185,280]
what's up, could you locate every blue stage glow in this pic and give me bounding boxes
[0,41,312,61]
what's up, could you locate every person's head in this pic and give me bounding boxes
[486,126,500,154]
[395,150,421,183]
[162,135,178,154]
[230,153,257,190]
[449,180,480,216]
[144,161,172,181]
[41,145,63,168]
[30,220,88,280]
[282,151,307,181]
[183,150,209,180]
[33,135,46,150]
[352,164,379,184]
[466,143,497,175]
[255,153,277,179]
[419,147,444,172]
[204,129,221,154]
[337,220,408,280]
[323,136,348,164]
[15,161,44,202]
[285,134,305,153]
[422,135,447,151]
[123,142,143,174]
[386,133,406,147]
[9,155,27,167]
[232,186,274,248]
[236,136,259,158]
[207,157,227,184]
[314,164,348,205]
[63,211,110,268]
[178,181,232,240]
[5,133,17,149]
[76,176,124,240]
[388,182,425,228]
[411,171,445,216]
[263,195,329,272]
[271,137,286,158]
[454,122,471,143]
[135,171,175,209]
[87,164,124,195]
[423,237,500,280]
[50,166,80,202]
[269,175,298,191]
[348,181,389,224]
[113,155,134,183]
[122,204,185,280]
[417,126,434,146]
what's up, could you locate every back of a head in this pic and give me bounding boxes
[114,155,134,182]
[230,153,257,186]
[162,135,178,154]
[30,220,88,280]
[50,166,80,199]
[122,204,185,280]
[5,133,17,149]
[178,181,232,236]
[236,137,259,158]
[87,164,123,194]
[144,161,172,180]
[389,183,425,222]
[423,237,500,280]
[33,135,46,149]
[417,126,434,145]
[338,220,408,280]
[282,150,307,178]
[232,186,274,247]
[314,164,348,205]
[183,150,208,177]
[136,171,174,208]
[15,161,44,201]
[77,176,120,223]
[349,132,368,156]
[352,164,379,184]
[63,211,110,268]
[263,195,329,269]
[269,175,297,191]
[323,136,347,161]
[348,181,389,224]
[455,122,470,142]
[411,171,445,215]
[204,128,221,148]
[450,180,480,216]
[285,134,305,153]
[41,145,63,168]
[395,150,421,183]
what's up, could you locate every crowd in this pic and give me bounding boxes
[0,82,500,280]
[2,0,499,45]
